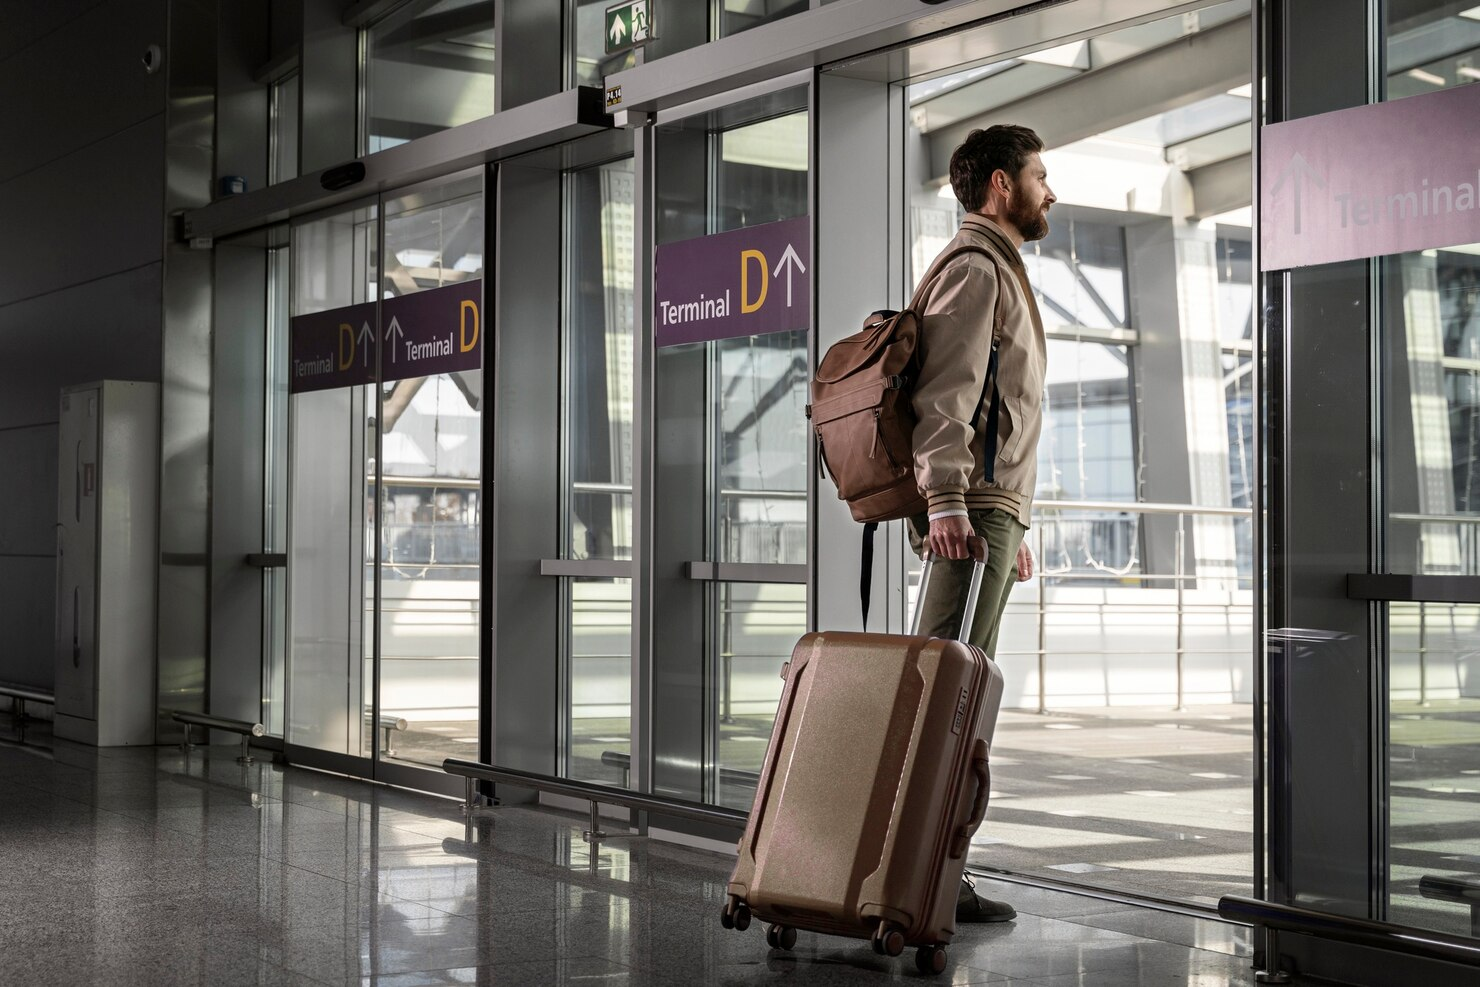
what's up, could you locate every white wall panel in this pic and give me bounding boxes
[0,115,165,309]
[0,0,167,184]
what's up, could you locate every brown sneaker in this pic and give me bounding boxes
[956,876,1017,923]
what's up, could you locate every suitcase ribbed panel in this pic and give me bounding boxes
[747,633,926,920]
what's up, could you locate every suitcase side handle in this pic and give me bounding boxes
[950,738,991,859]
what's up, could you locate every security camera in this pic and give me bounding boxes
[142,44,162,74]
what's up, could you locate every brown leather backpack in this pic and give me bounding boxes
[808,244,1003,524]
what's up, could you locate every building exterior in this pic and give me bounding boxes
[2,1,1479,982]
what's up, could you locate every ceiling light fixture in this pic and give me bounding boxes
[1459,6,1480,21]
[1407,68,1447,87]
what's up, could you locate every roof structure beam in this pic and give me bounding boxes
[925,15,1250,179]
[1187,151,1251,219]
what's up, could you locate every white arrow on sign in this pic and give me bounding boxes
[1270,152,1326,236]
[384,316,404,362]
[358,321,373,367]
[772,243,806,307]
[609,14,627,46]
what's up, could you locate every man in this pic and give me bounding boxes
[910,124,1054,923]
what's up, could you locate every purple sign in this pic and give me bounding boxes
[1262,83,1480,271]
[654,216,810,347]
[290,280,483,393]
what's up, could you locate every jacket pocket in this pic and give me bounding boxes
[998,395,1025,467]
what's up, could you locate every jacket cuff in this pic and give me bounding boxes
[925,489,967,514]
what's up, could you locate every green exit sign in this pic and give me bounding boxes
[605,0,653,55]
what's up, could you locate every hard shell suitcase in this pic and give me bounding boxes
[721,547,1006,975]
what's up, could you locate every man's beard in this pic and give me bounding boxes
[1008,194,1049,241]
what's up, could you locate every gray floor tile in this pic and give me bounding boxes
[0,745,1281,987]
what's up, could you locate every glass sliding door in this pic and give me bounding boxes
[652,87,810,810]
[562,157,635,786]
[374,173,485,768]
[898,3,1256,904]
[1382,243,1480,936]
[288,200,377,758]
[285,171,484,782]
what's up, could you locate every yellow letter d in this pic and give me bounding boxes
[740,249,768,314]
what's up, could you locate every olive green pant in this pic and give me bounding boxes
[907,508,1027,658]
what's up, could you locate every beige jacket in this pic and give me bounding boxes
[910,214,1047,528]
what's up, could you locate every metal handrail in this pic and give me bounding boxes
[442,757,747,843]
[1036,499,1252,517]
[1218,894,1480,974]
[171,710,266,764]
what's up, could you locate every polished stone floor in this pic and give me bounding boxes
[0,734,1273,986]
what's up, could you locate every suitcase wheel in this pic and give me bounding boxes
[721,899,751,932]
[915,945,948,975]
[764,924,797,951]
[870,923,905,957]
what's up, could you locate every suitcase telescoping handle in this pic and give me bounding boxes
[909,535,988,641]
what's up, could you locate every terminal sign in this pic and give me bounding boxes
[1262,82,1480,271]
[290,280,482,393]
[654,216,810,347]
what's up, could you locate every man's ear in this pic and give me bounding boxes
[992,168,1011,197]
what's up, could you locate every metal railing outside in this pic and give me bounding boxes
[1003,500,1254,713]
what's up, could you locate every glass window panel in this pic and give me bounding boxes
[717,330,809,564]
[564,158,635,561]
[719,0,807,39]
[364,0,496,154]
[715,581,806,810]
[1384,245,1480,938]
[1022,218,1129,331]
[1387,602,1480,935]
[270,73,299,185]
[374,175,484,767]
[1216,235,1253,346]
[567,577,632,785]
[1386,2,1480,101]
[1038,339,1136,503]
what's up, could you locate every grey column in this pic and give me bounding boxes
[490,161,562,789]
[1129,216,1237,589]
[814,72,907,632]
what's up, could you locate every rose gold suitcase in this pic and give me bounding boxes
[722,549,1005,975]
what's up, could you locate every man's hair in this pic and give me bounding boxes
[948,125,1044,212]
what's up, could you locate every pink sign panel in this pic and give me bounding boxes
[290,280,483,393]
[1262,83,1480,271]
[654,216,810,347]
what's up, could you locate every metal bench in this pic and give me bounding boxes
[171,710,266,764]
[0,684,54,741]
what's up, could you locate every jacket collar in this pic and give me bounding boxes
[960,214,1023,267]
